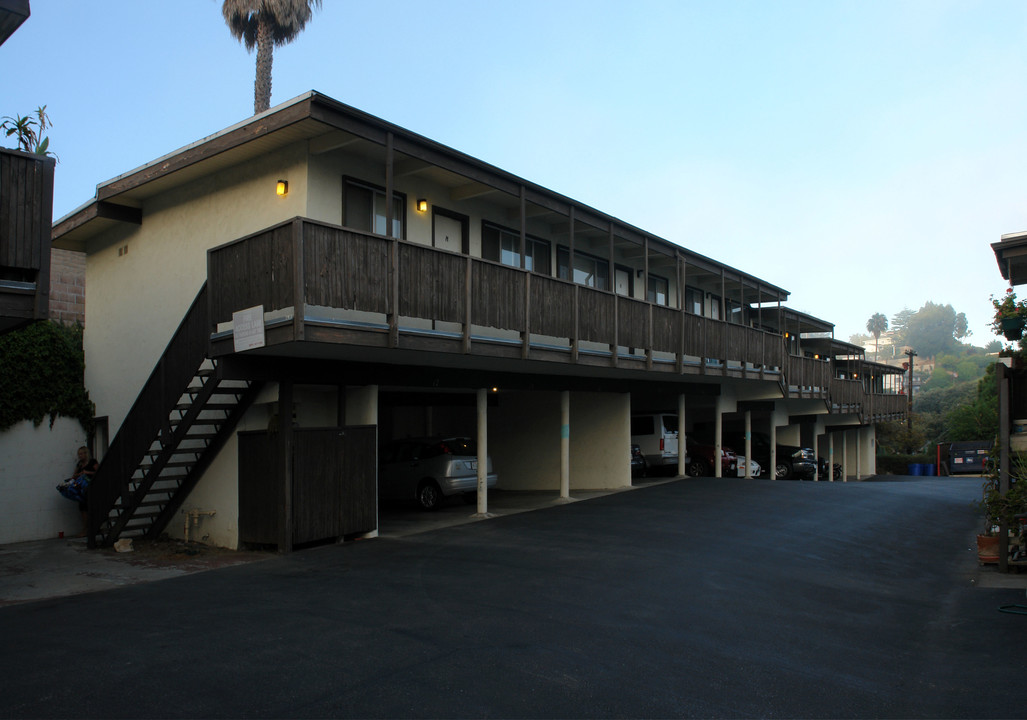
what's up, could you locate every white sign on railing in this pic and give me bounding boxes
[233,305,265,352]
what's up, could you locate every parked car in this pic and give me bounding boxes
[631,443,647,478]
[684,436,736,477]
[379,437,497,510]
[719,431,816,480]
[630,413,680,470]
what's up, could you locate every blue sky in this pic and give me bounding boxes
[4,0,1025,345]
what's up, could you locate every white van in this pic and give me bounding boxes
[630,413,680,469]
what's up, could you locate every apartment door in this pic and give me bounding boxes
[432,208,467,253]
[615,266,632,297]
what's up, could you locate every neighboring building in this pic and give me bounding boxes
[0,0,54,336]
[51,92,906,550]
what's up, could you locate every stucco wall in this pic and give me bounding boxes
[84,144,307,437]
[570,392,631,490]
[0,419,90,544]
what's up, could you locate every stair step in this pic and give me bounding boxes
[174,402,238,411]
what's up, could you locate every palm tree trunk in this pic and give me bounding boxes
[254,16,274,114]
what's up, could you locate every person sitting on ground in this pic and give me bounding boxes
[56,446,98,537]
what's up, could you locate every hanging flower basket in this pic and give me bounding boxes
[1001,317,1024,340]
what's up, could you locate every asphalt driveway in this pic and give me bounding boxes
[1,476,1024,718]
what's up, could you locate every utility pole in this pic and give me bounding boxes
[904,348,917,432]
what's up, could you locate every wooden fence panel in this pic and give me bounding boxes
[209,225,294,323]
[617,298,648,349]
[682,314,706,357]
[651,305,681,354]
[471,261,524,331]
[303,224,390,314]
[397,243,464,323]
[578,288,616,345]
[0,149,53,271]
[530,275,575,338]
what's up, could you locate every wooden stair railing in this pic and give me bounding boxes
[86,284,260,548]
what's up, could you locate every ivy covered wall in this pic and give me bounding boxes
[0,321,94,432]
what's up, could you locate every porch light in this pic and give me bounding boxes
[491,387,498,393]
[417,198,428,212]
[276,180,288,197]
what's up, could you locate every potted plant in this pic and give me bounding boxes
[0,105,57,158]
[977,452,1027,564]
[990,288,1027,341]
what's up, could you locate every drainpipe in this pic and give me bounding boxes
[184,509,216,543]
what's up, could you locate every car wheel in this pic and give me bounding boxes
[686,459,708,477]
[775,462,791,480]
[417,480,443,511]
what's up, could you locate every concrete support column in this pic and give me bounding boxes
[769,423,777,481]
[476,388,489,516]
[842,430,849,482]
[829,433,835,482]
[678,393,687,477]
[560,390,570,499]
[744,410,752,479]
[714,397,723,478]
[855,428,862,480]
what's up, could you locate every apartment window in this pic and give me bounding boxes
[343,178,405,239]
[684,286,703,315]
[710,294,721,320]
[647,274,669,306]
[725,298,742,323]
[557,247,609,290]
[482,222,550,274]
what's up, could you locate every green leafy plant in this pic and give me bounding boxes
[978,448,1027,535]
[0,105,57,159]
[990,288,1027,337]
[0,321,93,432]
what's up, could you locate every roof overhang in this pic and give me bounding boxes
[49,89,788,300]
[992,230,1027,287]
[0,0,29,46]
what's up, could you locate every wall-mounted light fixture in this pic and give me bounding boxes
[416,198,428,212]
[491,387,498,393]
[637,269,644,279]
[276,180,288,197]
[784,332,791,339]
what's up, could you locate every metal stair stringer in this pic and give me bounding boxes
[97,362,262,546]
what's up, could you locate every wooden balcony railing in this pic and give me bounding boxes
[206,218,906,418]
[208,218,789,374]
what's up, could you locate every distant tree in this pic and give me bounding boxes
[954,312,970,341]
[223,0,323,114]
[904,301,959,358]
[985,339,1003,353]
[849,332,871,346]
[866,312,888,362]
[943,364,998,442]
[891,307,914,345]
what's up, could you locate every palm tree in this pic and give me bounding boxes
[223,0,322,115]
[866,312,888,362]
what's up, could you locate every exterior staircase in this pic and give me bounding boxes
[87,284,261,548]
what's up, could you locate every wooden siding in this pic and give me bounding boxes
[0,148,55,328]
[239,426,377,547]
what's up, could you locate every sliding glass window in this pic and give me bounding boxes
[343,177,405,239]
[482,222,551,274]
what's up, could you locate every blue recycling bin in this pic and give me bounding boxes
[925,464,936,476]
[908,463,923,476]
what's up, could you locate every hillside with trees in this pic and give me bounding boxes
[853,301,1001,458]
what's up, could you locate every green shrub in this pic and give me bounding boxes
[0,321,93,432]
[876,453,936,475]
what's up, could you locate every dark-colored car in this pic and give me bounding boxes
[719,431,817,480]
[684,436,737,478]
[631,443,647,478]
